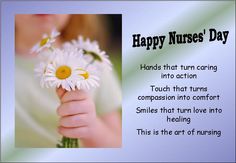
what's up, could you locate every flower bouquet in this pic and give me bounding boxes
[32,29,112,148]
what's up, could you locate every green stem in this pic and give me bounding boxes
[57,136,79,148]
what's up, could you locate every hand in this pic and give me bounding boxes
[56,87,97,139]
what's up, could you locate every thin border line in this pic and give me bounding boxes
[0,0,235,163]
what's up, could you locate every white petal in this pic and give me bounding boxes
[31,43,40,53]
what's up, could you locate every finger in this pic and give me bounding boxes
[61,89,88,103]
[59,114,88,128]
[57,100,91,116]
[58,126,89,139]
[56,87,66,99]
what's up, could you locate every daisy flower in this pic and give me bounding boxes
[76,66,100,90]
[31,28,60,53]
[44,49,84,91]
[69,36,112,70]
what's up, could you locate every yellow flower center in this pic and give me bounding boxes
[56,66,71,79]
[40,37,50,47]
[80,71,89,79]
[77,69,89,79]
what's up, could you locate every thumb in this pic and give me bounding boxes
[56,87,66,100]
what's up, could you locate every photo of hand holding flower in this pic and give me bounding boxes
[32,29,112,148]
